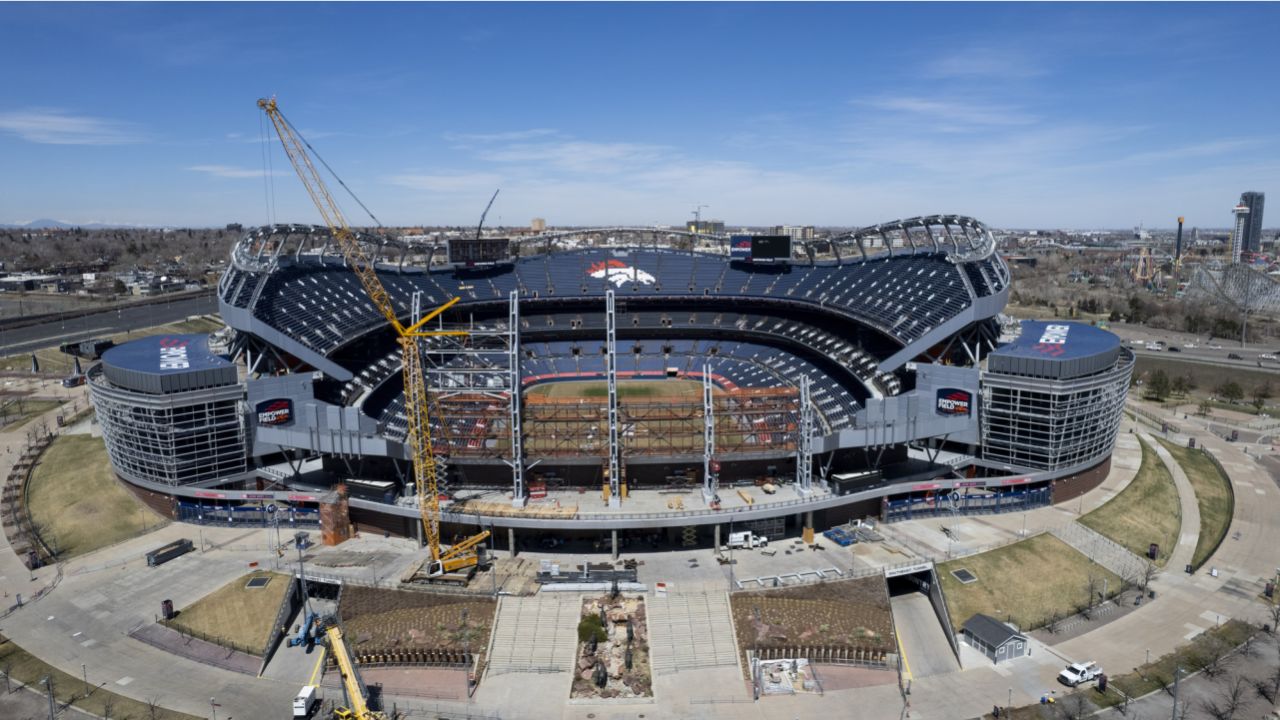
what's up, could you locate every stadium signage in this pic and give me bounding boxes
[1032,323,1070,357]
[256,398,293,426]
[730,235,752,260]
[935,388,972,416]
[158,337,190,370]
[587,260,656,288]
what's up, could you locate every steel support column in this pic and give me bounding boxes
[796,375,813,496]
[507,291,526,507]
[605,290,621,508]
[702,363,718,503]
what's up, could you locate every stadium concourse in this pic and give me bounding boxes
[85,216,1132,553]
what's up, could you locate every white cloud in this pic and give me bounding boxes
[385,172,505,193]
[444,128,560,145]
[859,96,1039,129]
[925,47,1048,80]
[479,140,673,175]
[0,108,144,145]
[187,165,282,179]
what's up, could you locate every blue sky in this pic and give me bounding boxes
[1,2,1277,229]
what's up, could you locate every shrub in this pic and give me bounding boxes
[578,615,608,643]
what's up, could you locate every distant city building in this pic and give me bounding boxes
[687,219,725,234]
[1240,191,1265,253]
[1231,202,1250,263]
[530,217,546,232]
[774,225,815,241]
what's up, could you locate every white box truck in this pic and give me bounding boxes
[293,685,318,717]
[727,531,768,549]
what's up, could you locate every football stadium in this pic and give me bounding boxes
[88,216,1134,552]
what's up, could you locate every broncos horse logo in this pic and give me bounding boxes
[587,259,657,288]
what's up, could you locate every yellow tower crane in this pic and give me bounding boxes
[259,98,490,577]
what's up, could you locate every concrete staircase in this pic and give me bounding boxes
[647,591,740,675]
[485,594,580,675]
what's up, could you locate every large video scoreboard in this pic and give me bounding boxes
[729,235,792,263]
[447,237,512,267]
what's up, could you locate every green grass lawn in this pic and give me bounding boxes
[0,635,201,719]
[937,533,1124,631]
[165,571,292,654]
[0,398,63,432]
[1079,437,1180,566]
[26,434,164,559]
[1156,438,1234,570]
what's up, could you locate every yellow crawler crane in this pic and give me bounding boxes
[325,622,386,720]
[259,98,490,577]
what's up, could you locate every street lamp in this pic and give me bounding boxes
[295,531,313,619]
[81,662,88,697]
[210,696,218,720]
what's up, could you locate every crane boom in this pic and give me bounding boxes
[258,98,488,574]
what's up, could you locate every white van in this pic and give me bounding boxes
[293,685,318,717]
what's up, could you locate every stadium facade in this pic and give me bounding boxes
[89,216,1133,548]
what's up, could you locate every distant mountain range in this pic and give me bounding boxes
[0,219,157,229]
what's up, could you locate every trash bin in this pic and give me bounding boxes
[1185,563,1194,574]
[1148,543,1160,560]
[1266,581,1275,599]
[161,599,174,620]
[1189,437,1196,448]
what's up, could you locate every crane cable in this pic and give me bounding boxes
[273,107,384,230]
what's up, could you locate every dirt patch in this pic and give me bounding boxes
[338,586,496,660]
[729,576,894,669]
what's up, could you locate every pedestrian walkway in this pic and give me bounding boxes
[1142,431,1201,572]
[484,594,580,675]
[647,590,738,674]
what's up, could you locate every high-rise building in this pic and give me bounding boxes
[774,225,815,241]
[530,217,546,232]
[1240,191,1265,253]
[1230,202,1250,263]
[687,219,725,234]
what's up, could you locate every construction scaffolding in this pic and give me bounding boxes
[521,386,799,459]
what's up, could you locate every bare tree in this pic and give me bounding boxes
[1054,693,1093,720]
[1200,674,1247,720]
[145,695,161,720]
[1268,599,1280,634]
[101,693,116,719]
[1082,574,1101,620]
[1195,637,1234,679]
[1,658,11,693]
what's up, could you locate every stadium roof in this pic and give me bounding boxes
[988,321,1121,380]
[101,334,238,394]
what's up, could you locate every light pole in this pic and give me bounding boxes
[1170,666,1183,719]
[42,675,54,720]
[295,531,313,619]
[1007,687,1012,712]
[81,662,88,697]
[461,608,471,701]
[210,696,218,720]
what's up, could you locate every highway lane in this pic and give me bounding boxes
[0,292,219,356]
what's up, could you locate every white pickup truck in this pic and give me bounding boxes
[1058,661,1102,687]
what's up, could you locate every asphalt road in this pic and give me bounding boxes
[1107,321,1280,374]
[0,293,218,357]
